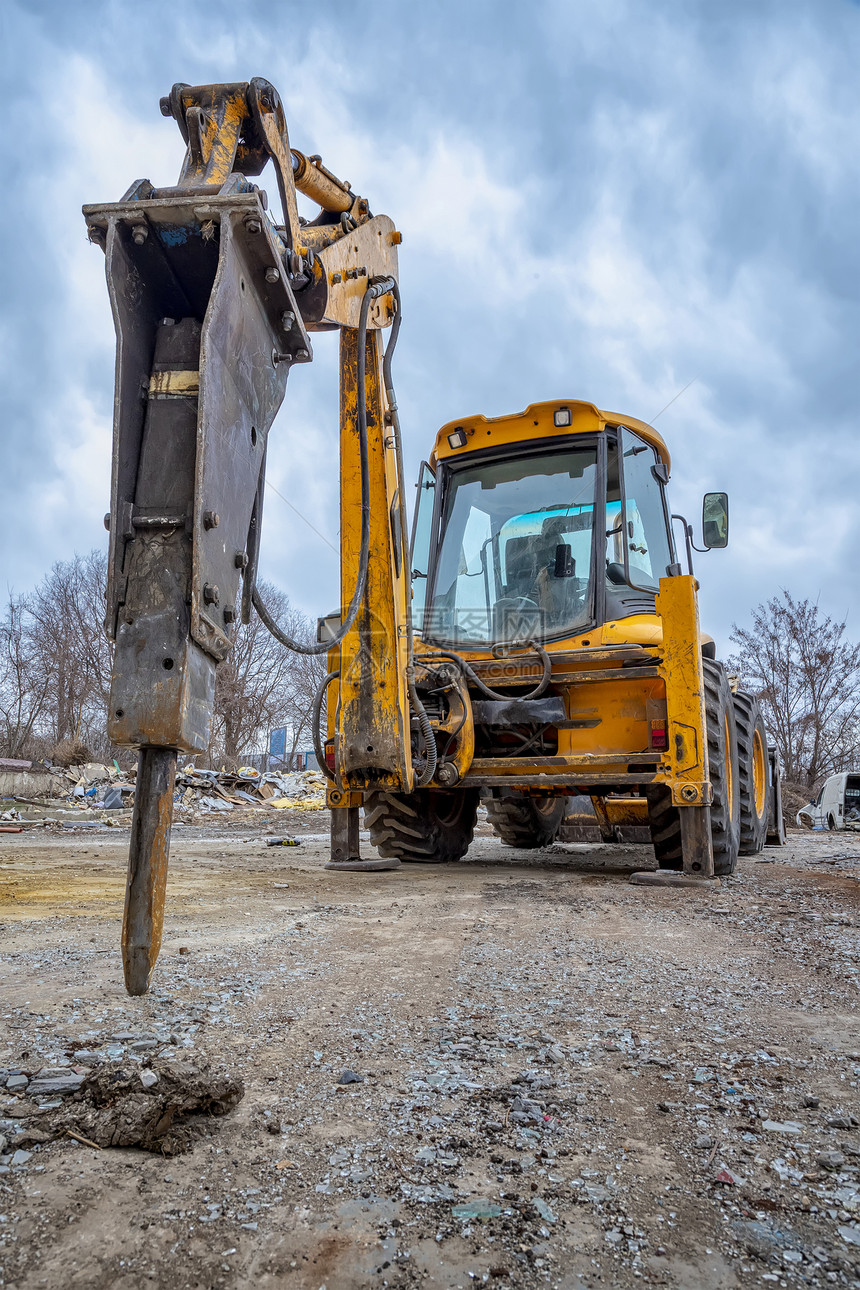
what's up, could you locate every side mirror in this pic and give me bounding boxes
[702,492,729,549]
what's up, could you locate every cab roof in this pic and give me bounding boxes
[432,399,671,472]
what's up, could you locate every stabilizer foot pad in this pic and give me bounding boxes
[325,859,402,871]
[629,870,719,889]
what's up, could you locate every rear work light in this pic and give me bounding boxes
[650,720,668,751]
[553,406,572,427]
[447,427,468,449]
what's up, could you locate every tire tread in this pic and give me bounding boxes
[364,789,478,862]
[486,794,565,848]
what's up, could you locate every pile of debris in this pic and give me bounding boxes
[0,756,327,819]
[59,761,134,810]
[1,1059,244,1156]
[174,765,327,814]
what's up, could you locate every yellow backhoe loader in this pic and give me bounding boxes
[84,79,782,996]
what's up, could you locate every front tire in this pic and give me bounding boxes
[364,788,479,863]
[486,792,565,848]
[733,691,770,855]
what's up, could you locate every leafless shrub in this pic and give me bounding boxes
[49,737,93,767]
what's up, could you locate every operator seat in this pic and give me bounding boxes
[503,535,546,601]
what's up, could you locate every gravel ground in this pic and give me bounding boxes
[1,815,859,1289]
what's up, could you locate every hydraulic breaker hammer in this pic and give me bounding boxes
[84,79,402,994]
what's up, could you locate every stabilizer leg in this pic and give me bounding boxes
[326,804,400,871]
[631,805,718,889]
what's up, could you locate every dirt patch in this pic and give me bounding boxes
[45,1060,244,1154]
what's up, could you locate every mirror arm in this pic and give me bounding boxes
[671,514,697,575]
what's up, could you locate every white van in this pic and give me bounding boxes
[797,772,860,831]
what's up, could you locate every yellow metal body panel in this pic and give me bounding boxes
[412,583,709,804]
[432,399,670,471]
[326,786,363,809]
[315,218,400,329]
[557,675,666,761]
[602,617,664,647]
[334,328,413,791]
[604,797,649,826]
[654,575,711,805]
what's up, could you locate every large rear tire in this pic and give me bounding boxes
[704,659,741,875]
[733,690,769,855]
[486,792,565,848]
[364,788,479,863]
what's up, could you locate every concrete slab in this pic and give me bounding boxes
[324,858,402,871]
[629,869,720,889]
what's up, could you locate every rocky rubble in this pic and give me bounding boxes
[0,827,859,1286]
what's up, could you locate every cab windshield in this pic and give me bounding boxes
[424,447,598,646]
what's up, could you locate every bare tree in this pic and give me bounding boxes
[283,645,329,765]
[0,595,52,758]
[0,551,324,770]
[21,551,113,756]
[209,581,324,768]
[730,591,860,787]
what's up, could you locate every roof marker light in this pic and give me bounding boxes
[554,406,572,427]
[447,428,468,449]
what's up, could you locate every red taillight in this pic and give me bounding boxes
[650,720,668,751]
[324,740,336,771]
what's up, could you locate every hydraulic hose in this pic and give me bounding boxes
[432,642,552,702]
[254,275,437,787]
[381,283,436,788]
[251,279,386,655]
[312,670,340,783]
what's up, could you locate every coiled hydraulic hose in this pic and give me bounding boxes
[313,670,340,783]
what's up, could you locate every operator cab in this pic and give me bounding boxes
[411,401,680,650]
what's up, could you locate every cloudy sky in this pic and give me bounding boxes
[1,0,858,655]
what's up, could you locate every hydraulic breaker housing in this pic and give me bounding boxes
[88,191,306,754]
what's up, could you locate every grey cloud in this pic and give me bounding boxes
[1,0,857,656]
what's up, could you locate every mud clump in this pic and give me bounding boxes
[48,1060,244,1154]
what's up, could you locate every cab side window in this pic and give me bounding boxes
[619,427,674,591]
[410,463,436,631]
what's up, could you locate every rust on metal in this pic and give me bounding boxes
[122,748,177,995]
